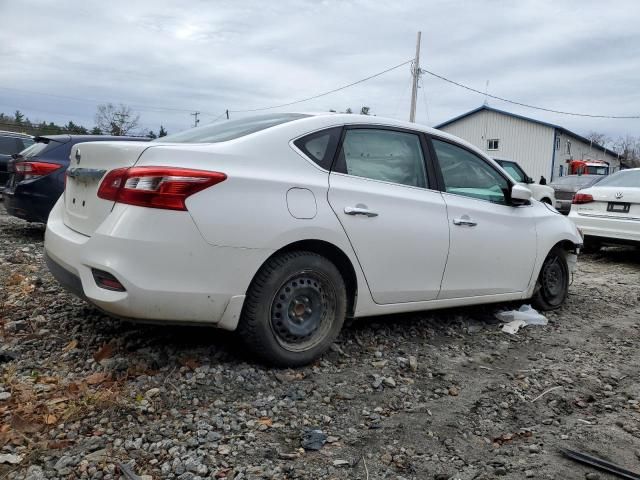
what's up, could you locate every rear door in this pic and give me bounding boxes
[429,137,537,299]
[63,142,151,236]
[328,127,450,304]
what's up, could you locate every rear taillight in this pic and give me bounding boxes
[97,167,226,211]
[572,193,594,204]
[15,161,62,180]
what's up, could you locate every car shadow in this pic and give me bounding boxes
[584,246,640,265]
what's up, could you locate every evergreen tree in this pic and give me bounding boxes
[147,130,157,139]
[90,127,102,135]
[14,110,24,125]
[158,125,168,137]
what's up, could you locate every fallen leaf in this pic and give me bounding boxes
[258,417,273,427]
[179,357,200,370]
[11,414,42,433]
[62,339,78,352]
[38,376,59,384]
[93,342,115,363]
[47,440,73,449]
[44,414,57,425]
[6,273,25,286]
[46,397,70,406]
[85,372,110,385]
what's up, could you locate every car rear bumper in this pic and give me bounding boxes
[569,210,640,244]
[4,188,57,223]
[44,199,273,329]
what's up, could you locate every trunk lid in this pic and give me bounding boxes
[63,141,151,236]
[574,186,640,219]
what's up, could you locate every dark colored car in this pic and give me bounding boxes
[550,174,605,214]
[0,131,34,192]
[4,135,147,223]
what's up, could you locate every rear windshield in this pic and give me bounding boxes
[594,170,640,188]
[18,138,67,158]
[552,175,601,186]
[154,113,309,144]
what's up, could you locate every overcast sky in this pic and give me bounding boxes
[1,0,639,140]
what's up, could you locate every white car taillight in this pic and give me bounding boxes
[97,167,226,211]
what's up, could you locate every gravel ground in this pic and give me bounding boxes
[1,202,639,480]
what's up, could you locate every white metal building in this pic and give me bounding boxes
[434,105,621,181]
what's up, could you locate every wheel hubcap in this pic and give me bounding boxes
[270,272,336,352]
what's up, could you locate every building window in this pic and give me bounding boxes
[555,137,560,150]
[566,140,571,155]
[487,139,499,150]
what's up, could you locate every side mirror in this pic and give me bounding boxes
[511,184,532,206]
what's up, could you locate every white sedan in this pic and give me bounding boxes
[568,168,640,250]
[44,113,582,366]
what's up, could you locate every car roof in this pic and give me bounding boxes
[35,135,147,142]
[0,130,33,138]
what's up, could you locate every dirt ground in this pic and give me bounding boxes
[1,202,639,480]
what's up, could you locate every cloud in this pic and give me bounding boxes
[0,0,638,138]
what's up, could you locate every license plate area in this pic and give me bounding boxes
[607,202,630,213]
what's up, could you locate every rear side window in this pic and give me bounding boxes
[154,113,309,144]
[334,129,427,188]
[293,127,342,170]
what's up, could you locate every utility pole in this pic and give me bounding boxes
[191,111,200,127]
[225,109,229,120]
[409,31,422,123]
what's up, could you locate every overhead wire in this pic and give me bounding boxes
[228,59,414,113]
[420,68,640,119]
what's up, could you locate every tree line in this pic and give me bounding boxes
[0,104,167,139]
[585,131,640,168]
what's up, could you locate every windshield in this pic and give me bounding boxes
[585,165,609,175]
[496,160,527,183]
[154,113,309,144]
[594,170,640,188]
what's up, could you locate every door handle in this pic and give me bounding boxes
[452,216,477,227]
[344,206,378,217]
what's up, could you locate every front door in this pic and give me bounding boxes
[328,127,450,304]
[429,138,537,299]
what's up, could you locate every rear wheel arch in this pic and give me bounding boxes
[254,239,358,316]
[541,197,552,204]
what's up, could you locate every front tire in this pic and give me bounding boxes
[531,247,570,311]
[237,251,347,367]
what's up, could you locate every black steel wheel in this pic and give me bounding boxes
[237,251,347,366]
[531,247,570,311]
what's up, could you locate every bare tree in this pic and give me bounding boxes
[94,103,140,136]
[613,135,640,167]
[585,131,610,148]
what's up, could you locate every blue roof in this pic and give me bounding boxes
[434,105,619,158]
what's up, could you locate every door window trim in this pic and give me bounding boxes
[330,125,440,191]
[426,134,515,205]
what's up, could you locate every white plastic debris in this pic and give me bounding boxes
[0,453,23,465]
[497,305,548,334]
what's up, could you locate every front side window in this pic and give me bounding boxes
[336,129,427,188]
[487,139,499,150]
[432,138,510,205]
[154,113,309,144]
[293,127,342,170]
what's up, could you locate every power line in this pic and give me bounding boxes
[228,59,413,114]
[420,68,640,119]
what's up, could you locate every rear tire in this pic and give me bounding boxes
[531,247,570,311]
[237,251,347,367]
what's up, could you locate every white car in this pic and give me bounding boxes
[494,158,556,205]
[44,113,582,366]
[568,168,640,250]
